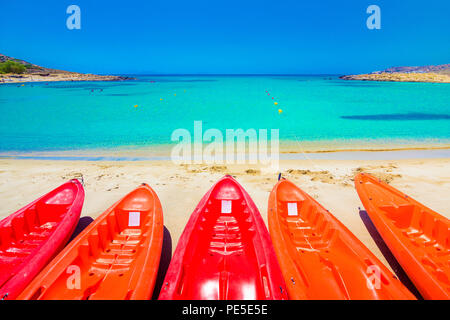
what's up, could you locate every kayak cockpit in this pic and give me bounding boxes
[174,178,270,300]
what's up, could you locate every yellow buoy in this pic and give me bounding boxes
[160,98,163,101]
[21,84,25,87]
[278,109,283,114]
[134,105,138,108]
[174,93,177,96]
[274,102,278,105]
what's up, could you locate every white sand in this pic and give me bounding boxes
[0,157,449,274]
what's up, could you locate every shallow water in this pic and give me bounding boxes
[0,75,449,152]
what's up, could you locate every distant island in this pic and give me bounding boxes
[340,64,450,83]
[0,54,134,84]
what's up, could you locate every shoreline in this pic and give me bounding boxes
[0,73,135,84]
[1,148,450,162]
[1,140,449,161]
[340,72,450,83]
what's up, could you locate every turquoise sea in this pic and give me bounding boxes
[0,75,449,153]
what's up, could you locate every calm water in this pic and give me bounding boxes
[0,75,449,152]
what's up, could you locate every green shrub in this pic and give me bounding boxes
[0,60,27,74]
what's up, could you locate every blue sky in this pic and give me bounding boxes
[1,0,449,74]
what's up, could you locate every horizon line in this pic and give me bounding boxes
[106,73,344,77]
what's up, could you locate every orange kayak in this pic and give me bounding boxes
[355,173,450,300]
[268,178,415,300]
[18,183,163,300]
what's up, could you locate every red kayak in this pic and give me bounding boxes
[0,180,84,300]
[159,175,288,300]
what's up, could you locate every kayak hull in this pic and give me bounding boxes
[159,175,288,300]
[355,173,450,300]
[0,179,84,300]
[268,179,415,300]
[18,183,163,300]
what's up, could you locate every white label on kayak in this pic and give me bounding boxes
[222,200,232,213]
[287,203,298,216]
[128,211,140,227]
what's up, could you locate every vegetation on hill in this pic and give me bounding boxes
[0,60,27,74]
[0,53,135,83]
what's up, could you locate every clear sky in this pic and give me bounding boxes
[1,0,449,74]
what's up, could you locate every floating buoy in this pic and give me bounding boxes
[160,98,163,101]
[272,97,274,99]
[278,109,283,114]
[174,93,177,96]
[134,105,138,108]
[274,102,278,105]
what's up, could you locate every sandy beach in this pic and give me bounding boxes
[1,156,449,277]
[0,73,132,84]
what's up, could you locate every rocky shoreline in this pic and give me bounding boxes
[0,72,135,84]
[340,63,450,83]
[0,53,135,84]
[340,72,450,83]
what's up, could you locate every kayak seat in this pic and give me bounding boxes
[38,214,145,299]
[202,198,250,255]
[175,191,266,298]
[381,204,450,273]
[0,205,59,249]
[278,200,337,251]
[380,204,416,229]
[0,215,60,290]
